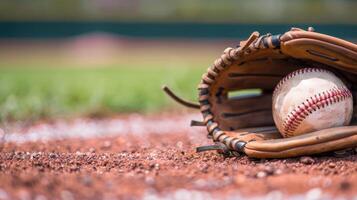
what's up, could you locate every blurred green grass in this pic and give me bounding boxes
[0,37,227,122]
[0,66,205,121]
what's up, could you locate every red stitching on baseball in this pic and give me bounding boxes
[282,87,352,137]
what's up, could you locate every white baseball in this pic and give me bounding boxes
[272,68,353,138]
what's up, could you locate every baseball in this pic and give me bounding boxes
[272,68,353,138]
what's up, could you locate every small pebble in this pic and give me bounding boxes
[264,166,275,175]
[328,163,336,168]
[49,153,57,159]
[89,148,96,153]
[256,171,267,179]
[300,156,315,165]
[176,141,183,149]
[274,169,283,175]
[150,163,160,171]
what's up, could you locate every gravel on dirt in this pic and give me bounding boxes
[0,113,356,199]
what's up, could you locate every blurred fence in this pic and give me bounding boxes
[0,22,356,39]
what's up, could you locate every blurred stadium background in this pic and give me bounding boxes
[0,0,356,122]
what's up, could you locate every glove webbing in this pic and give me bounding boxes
[197,32,283,153]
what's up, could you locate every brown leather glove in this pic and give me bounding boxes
[163,27,357,158]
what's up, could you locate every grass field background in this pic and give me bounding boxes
[0,67,204,121]
[0,37,227,121]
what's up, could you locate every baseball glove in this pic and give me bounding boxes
[163,27,357,158]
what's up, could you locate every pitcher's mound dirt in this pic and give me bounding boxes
[0,114,356,199]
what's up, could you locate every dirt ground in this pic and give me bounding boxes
[0,114,356,200]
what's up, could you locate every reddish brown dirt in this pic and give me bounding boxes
[0,115,356,199]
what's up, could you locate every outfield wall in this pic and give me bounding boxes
[0,22,356,39]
